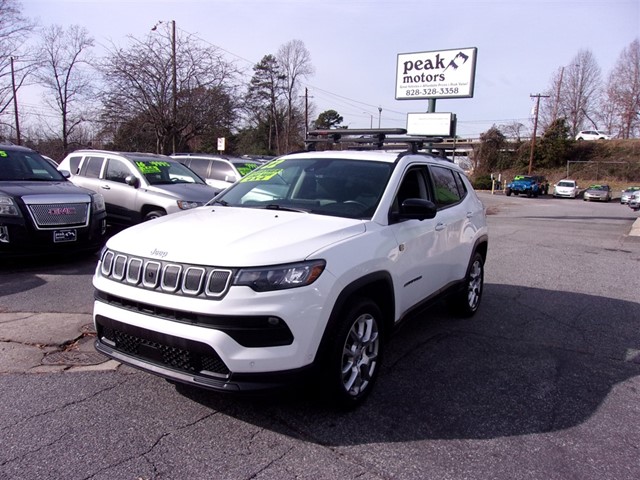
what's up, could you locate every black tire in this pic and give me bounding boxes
[322,298,384,409]
[505,188,512,196]
[451,252,484,317]
[144,209,166,221]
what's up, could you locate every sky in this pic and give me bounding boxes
[18,0,640,138]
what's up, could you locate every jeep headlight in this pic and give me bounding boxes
[92,193,106,212]
[0,196,20,216]
[234,260,326,292]
[177,200,203,210]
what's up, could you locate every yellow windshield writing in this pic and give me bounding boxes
[136,161,170,174]
[239,158,286,183]
[240,168,282,183]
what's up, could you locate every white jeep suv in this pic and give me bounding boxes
[92,131,489,407]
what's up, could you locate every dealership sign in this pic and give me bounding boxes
[396,47,477,100]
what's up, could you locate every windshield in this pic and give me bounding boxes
[0,149,66,182]
[132,157,206,185]
[558,181,575,187]
[214,157,393,219]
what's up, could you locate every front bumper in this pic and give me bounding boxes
[94,315,313,392]
[0,212,107,258]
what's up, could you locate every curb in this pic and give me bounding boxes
[0,312,117,374]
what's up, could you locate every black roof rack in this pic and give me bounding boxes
[305,128,443,153]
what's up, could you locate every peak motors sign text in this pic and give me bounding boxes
[396,47,477,100]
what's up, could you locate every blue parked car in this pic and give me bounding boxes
[505,175,540,197]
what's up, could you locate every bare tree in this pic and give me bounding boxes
[277,40,314,151]
[499,121,526,142]
[36,24,95,155]
[602,38,640,139]
[540,52,602,137]
[0,0,36,137]
[100,23,238,154]
[562,50,602,136]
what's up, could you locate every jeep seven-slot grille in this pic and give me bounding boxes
[27,202,90,229]
[97,315,230,378]
[99,249,233,298]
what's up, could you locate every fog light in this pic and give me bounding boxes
[0,225,9,243]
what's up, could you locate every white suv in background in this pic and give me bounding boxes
[575,130,611,141]
[92,129,489,407]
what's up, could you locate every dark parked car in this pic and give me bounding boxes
[0,144,107,258]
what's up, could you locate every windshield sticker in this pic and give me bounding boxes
[135,161,170,174]
[240,168,282,183]
[0,151,7,157]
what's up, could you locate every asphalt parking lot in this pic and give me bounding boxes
[1,192,639,480]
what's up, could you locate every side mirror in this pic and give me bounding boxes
[399,198,437,220]
[59,170,71,179]
[125,175,140,188]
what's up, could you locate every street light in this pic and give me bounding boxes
[363,112,373,128]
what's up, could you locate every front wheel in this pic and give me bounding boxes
[451,252,484,317]
[144,209,166,221]
[322,298,384,408]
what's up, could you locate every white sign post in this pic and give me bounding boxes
[217,137,226,152]
[396,47,477,100]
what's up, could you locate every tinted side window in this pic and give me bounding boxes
[186,159,210,178]
[80,156,105,178]
[453,171,468,198]
[210,160,237,182]
[430,165,462,207]
[67,156,83,174]
[104,158,132,183]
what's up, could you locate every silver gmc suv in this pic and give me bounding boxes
[58,150,219,226]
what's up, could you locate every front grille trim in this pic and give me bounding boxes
[99,249,233,299]
[26,202,90,229]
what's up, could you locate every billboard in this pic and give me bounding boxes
[406,112,456,137]
[396,47,477,100]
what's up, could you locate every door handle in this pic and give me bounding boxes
[101,184,111,190]
[435,223,446,231]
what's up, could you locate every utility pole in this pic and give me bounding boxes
[304,87,308,137]
[529,93,549,174]
[171,20,177,154]
[378,106,382,128]
[10,57,20,145]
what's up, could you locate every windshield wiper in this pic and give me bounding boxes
[212,199,229,206]
[265,204,309,213]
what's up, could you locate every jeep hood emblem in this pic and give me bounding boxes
[150,248,168,258]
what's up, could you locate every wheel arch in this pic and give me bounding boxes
[316,271,395,359]
[141,204,167,218]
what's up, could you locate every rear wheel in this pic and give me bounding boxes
[322,298,384,408]
[451,252,484,317]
